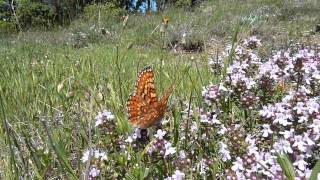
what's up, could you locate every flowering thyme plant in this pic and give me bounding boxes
[204,38,320,179]
[82,38,319,179]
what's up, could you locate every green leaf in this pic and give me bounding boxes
[210,163,219,180]
[53,137,77,178]
[276,153,295,180]
[310,160,320,180]
[172,106,180,145]
[222,21,241,78]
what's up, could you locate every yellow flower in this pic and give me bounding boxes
[162,17,169,25]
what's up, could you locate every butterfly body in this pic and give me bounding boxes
[127,66,172,129]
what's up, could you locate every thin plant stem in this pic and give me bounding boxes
[40,118,76,178]
[84,124,92,180]
[115,46,124,108]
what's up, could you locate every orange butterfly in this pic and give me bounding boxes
[127,66,172,129]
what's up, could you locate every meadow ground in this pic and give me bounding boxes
[0,0,320,179]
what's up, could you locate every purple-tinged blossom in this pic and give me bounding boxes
[293,155,308,171]
[164,142,176,157]
[81,149,107,163]
[262,124,273,137]
[89,166,100,178]
[273,139,293,154]
[95,110,115,127]
[279,129,295,139]
[200,113,220,125]
[231,157,244,172]
[125,136,133,143]
[155,129,166,139]
[292,135,307,152]
[218,125,227,135]
[165,170,185,180]
[309,119,320,134]
[81,149,90,163]
[219,142,231,162]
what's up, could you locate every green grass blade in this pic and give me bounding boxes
[0,93,19,178]
[310,160,320,180]
[22,130,43,177]
[172,106,180,146]
[41,120,77,179]
[222,21,241,78]
[276,153,295,180]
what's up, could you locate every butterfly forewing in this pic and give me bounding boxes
[135,66,158,107]
[127,93,141,125]
[127,93,150,124]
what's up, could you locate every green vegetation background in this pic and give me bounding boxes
[0,0,319,178]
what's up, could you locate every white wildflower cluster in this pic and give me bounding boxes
[89,166,101,178]
[146,129,176,158]
[81,148,108,179]
[257,47,320,178]
[242,36,262,49]
[219,142,231,162]
[259,89,320,178]
[227,62,257,91]
[81,149,108,163]
[202,83,228,105]
[204,37,320,179]
[200,112,220,125]
[208,39,260,75]
[95,110,115,127]
[165,170,185,180]
[257,47,320,94]
[229,135,284,179]
[205,37,262,110]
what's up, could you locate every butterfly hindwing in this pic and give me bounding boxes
[127,93,158,128]
[138,108,159,129]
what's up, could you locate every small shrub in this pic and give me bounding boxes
[175,0,192,8]
[16,1,56,30]
[181,32,204,52]
[167,25,205,52]
[0,0,16,32]
[83,3,126,26]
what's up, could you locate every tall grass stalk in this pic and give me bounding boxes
[0,93,19,179]
[310,160,320,180]
[276,153,295,180]
[41,119,77,179]
[115,46,125,108]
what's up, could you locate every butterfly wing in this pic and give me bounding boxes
[128,66,173,129]
[159,86,173,108]
[134,66,158,107]
[127,93,146,126]
[127,93,159,129]
[127,66,159,128]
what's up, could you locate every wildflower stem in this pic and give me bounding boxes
[256,161,277,177]
[84,124,93,180]
[162,156,168,176]
[185,72,195,148]
[40,118,77,178]
[115,46,124,108]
